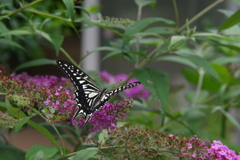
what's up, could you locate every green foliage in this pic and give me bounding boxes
[1,0,240,159]
[25,145,59,160]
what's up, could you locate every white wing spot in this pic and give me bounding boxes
[79,80,85,84]
[88,92,98,98]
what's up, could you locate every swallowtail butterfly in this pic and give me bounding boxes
[56,60,141,123]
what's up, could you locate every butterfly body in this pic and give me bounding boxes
[56,60,141,123]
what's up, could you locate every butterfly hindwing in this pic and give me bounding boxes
[56,60,141,123]
[92,82,141,111]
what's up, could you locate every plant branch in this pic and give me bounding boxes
[60,48,78,67]
[178,0,225,32]
[192,68,205,107]
[135,4,143,67]
[0,0,45,21]
[51,124,65,156]
[30,108,65,156]
[172,0,179,31]
[25,9,71,22]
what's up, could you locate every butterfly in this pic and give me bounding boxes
[56,60,141,123]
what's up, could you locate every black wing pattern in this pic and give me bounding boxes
[56,60,141,123]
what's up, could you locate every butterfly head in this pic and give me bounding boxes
[72,108,93,123]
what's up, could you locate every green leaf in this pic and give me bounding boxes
[0,16,9,20]
[177,52,221,82]
[81,46,121,63]
[13,59,56,72]
[35,30,66,54]
[219,9,240,32]
[32,151,43,160]
[75,6,90,17]
[49,35,64,56]
[0,144,25,160]
[212,56,240,65]
[6,97,26,118]
[62,0,75,22]
[132,37,165,46]
[144,26,174,35]
[123,17,175,46]
[28,121,58,148]
[193,32,224,38]
[0,38,25,51]
[212,106,240,131]
[169,35,186,49]
[14,116,32,136]
[72,148,99,160]
[232,0,240,6]
[211,63,231,84]
[132,68,169,125]
[0,3,12,9]
[0,29,33,37]
[0,101,6,109]
[134,0,156,7]
[218,9,235,17]
[101,50,122,62]
[0,22,9,34]
[222,88,240,100]
[94,22,125,36]
[156,55,197,69]
[219,44,240,53]
[128,51,147,58]
[185,91,209,103]
[132,104,158,112]
[182,68,221,91]
[26,145,58,160]
[98,130,108,144]
[181,105,206,133]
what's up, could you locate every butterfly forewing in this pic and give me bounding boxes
[56,60,141,123]
[57,60,100,115]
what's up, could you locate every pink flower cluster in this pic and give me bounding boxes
[99,71,149,100]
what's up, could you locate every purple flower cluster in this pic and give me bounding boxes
[0,111,22,128]
[208,140,240,160]
[70,99,134,133]
[2,71,136,133]
[168,134,240,160]
[12,72,68,87]
[1,72,76,122]
[99,71,149,100]
[43,86,76,122]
